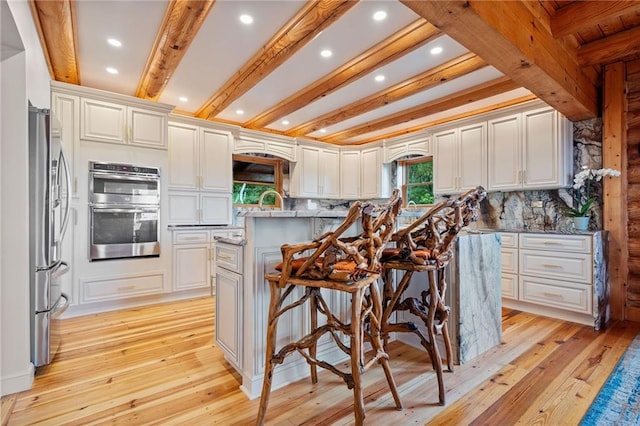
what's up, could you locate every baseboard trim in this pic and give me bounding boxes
[0,362,34,397]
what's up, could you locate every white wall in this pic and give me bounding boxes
[1,0,51,396]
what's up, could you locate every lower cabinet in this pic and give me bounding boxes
[499,231,608,329]
[215,241,244,370]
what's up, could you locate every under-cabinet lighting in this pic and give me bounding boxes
[320,49,333,58]
[106,67,119,75]
[373,11,387,21]
[430,46,443,55]
[107,38,122,47]
[239,14,253,25]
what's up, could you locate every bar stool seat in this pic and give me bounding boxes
[379,187,487,405]
[257,190,403,426]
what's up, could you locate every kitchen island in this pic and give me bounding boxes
[221,211,502,399]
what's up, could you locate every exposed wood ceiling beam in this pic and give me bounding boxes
[29,0,80,84]
[244,19,441,129]
[322,76,520,143]
[578,26,640,67]
[400,0,598,121]
[286,52,486,137]
[354,94,537,145]
[551,1,640,38]
[136,1,215,101]
[195,0,358,120]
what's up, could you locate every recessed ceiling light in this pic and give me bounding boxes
[239,14,253,25]
[430,46,443,55]
[178,96,188,103]
[373,11,387,21]
[106,67,119,75]
[320,49,332,58]
[236,109,245,116]
[374,74,385,82]
[281,120,290,125]
[107,38,122,47]
[319,128,327,133]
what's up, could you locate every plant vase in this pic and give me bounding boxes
[573,216,589,231]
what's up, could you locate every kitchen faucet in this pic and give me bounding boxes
[258,190,284,210]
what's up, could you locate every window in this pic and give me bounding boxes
[232,154,283,207]
[399,156,434,206]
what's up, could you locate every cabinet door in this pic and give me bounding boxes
[458,122,486,191]
[296,146,321,197]
[488,114,521,191]
[433,129,458,194]
[361,148,387,199]
[80,98,126,144]
[128,107,167,149]
[215,267,242,368]
[200,128,232,192]
[173,244,211,291]
[168,123,199,190]
[201,193,232,225]
[320,149,340,198]
[167,191,199,225]
[522,107,561,189]
[340,150,361,199]
[52,92,80,197]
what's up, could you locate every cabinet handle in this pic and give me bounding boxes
[542,241,561,245]
[542,292,563,300]
[542,264,562,269]
[210,276,215,296]
[218,254,232,260]
[183,236,200,240]
[74,177,78,194]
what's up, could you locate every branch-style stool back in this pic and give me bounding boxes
[257,189,403,425]
[380,186,487,405]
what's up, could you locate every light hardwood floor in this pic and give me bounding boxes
[2,296,639,425]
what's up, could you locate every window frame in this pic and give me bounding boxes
[232,154,283,208]
[399,156,434,207]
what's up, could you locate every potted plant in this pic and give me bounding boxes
[564,167,621,231]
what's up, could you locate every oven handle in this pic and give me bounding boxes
[91,207,159,214]
[90,172,160,182]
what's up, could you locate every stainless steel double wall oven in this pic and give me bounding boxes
[88,162,161,261]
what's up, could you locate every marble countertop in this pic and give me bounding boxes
[213,235,247,246]
[477,227,605,235]
[167,225,244,231]
[237,209,350,218]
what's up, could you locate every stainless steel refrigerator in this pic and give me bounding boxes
[29,105,71,367]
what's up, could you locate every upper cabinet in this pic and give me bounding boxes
[360,147,390,199]
[234,129,296,162]
[167,116,233,225]
[290,143,340,199]
[383,132,431,163]
[51,90,80,197]
[433,122,487,195]
[339,150,361,199]
[487,106,572,191]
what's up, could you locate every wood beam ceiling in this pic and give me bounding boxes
[195,0,357,121]
[551,1,640,38]
[29,0,80,84]
[287,52,487,137]
[244,19,440,129]
[136,0,215,101]
[578,26,640,67]
[400,0,599,121]
[322,76,520,143]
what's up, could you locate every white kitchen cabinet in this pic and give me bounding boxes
[500,232,608,329]
[340,150,361,199]
[167,118,233,225]
[80,98,167,149]
[215,241,244,369]
[433,122,486,195]
[291,144,340,198]
[383,132,431,163]
[488,107,572,191]
[360,147,390,199]
[51,91,80,197]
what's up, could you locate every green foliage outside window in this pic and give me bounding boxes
[403,158,434,205]
[233,183,276,206]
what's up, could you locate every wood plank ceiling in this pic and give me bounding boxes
[29,0,640,145]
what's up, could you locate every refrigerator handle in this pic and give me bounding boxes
[59,149,72,241]
[52,293,71,319]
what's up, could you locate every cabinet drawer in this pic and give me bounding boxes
[82,273,164,303]
[216,243,243,274]
[520,250,591,283]
[501,273,518,299]
[500,232,518,248]
[173,231,210,244]
[501,248,518,274]
[519,276,592,314]
[519,234,591,253]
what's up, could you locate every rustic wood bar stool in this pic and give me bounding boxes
[257,190,403,426]
[379,186,486,405]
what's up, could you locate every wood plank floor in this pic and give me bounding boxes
[3,297,639,425]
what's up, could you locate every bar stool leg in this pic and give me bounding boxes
[257,280,282,425]
[437,271,454,372]
[427,269,446,405]
[309,288,318,384]
[350,287,365,425]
